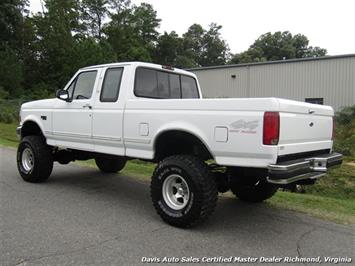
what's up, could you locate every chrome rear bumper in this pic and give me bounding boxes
[267,152,343,185]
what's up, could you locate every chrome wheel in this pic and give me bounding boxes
[162,174,190,210]
[22,147,34,172]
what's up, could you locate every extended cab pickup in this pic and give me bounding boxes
[16,62,342,227]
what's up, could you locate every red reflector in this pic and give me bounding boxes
[263,112,280,145]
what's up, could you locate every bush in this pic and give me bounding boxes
[28,83,55,100]
[335,105,355,125]
[333,105,355,157]
[0,100,21,124]
[0,85,54,124]
[334,133,355,156]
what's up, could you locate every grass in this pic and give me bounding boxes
[1,122,354,224]
[78,159,156,182]
[266,191,355,224]
[0,122,18,147]
[304,162,355,199]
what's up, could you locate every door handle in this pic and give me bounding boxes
[82,104,92,109]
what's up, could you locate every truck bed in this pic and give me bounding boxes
[123,97,333,167]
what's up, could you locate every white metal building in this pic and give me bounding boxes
[189,54,355,111]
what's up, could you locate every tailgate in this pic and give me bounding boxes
[277,99,334,156]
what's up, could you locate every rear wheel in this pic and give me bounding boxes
[229,168,278,203]
[150,155,218,228]
[17,136,53,183]
[95,156,126,173]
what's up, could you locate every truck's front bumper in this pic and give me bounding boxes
[267,152,343,185]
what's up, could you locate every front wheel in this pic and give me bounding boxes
[17,136,53,183]
[150,155,218,228]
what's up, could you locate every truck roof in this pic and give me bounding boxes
[80,61,194,76]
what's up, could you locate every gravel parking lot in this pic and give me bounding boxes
[0,147,354,265]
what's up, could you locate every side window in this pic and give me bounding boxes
[135,68,158,98]
[157,71,169,98]
[181,76,199,99]
[169,74,181,99]
[72,71,97,100]
[100,68,124,102]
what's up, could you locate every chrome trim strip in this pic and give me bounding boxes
[310,153,343,161]
[52,132,91,139]
[92,136,122,141]
[267,172,326,185]
[124,138,151,144]
[268,161,310,171]
[51,132,122,142]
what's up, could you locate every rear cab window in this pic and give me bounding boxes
[134,67,199,99]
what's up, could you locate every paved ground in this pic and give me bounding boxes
[0,147,354,265]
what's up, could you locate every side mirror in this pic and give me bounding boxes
[56,89,70,102]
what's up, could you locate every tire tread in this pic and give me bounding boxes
[17,136,53,183]
[151,155,218,228]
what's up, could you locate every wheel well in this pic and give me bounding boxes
[154,130,213,162]
[21,121,43,139]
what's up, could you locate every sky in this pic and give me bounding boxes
[29,0,355,55]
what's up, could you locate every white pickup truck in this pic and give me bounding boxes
[16,62,342,227]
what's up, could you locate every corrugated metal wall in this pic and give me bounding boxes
[191,56,355,111]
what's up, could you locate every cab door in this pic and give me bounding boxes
[52,69,99,151]
[92,67,126,155]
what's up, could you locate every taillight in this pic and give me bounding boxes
[332,117,335,140]
[263,112,280,145]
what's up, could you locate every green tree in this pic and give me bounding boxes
[107,0,131,13]
[231,31,327,64]
[199,23,230,66]
[131,3,160,46]
[81,0,109,40]
[21,16,42,93]
[104,2,161,61]
[0,0,28,48]
[154,31,182,66]
[73,37,116,69]
[180,23,230,67]
[31,0,83,91]
[182,24,204,66]
[0,0,29,96]
[155,23,230,68]
[0,46,23,96]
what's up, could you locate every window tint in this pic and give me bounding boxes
[72,71,97,100]
[169,74,181,98]
[134,67,199,99]
[157,71,169,98]
[100,68,123,102]
[135,68,158,98]
[305,98,324,105]
[181,75,199,99]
